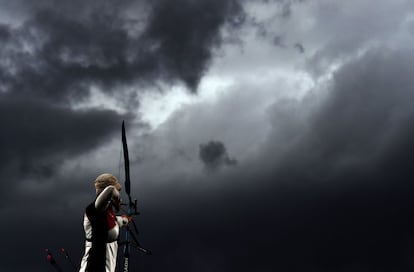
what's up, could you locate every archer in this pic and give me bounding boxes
[79,173,131,272]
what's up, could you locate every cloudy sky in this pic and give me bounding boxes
[1,0,414,271]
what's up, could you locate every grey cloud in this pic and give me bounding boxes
[0,23,10,40]
[302,1,414,78]
[199,140,237,170]
[294,42,304,53]
[272,35,285,47]
[270,47,414,182]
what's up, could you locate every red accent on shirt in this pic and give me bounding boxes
[107,207,116,230]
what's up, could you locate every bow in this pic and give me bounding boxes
[121,121,152,272]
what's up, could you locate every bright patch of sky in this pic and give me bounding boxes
[138,76,235,129]
[71,85,129,114]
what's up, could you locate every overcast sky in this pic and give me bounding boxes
[2,0,414,271]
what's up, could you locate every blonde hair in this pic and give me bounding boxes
[94,173,121,194]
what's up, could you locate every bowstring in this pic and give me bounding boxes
[118,140,123,183]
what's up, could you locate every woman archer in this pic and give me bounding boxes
[79,173,131,272]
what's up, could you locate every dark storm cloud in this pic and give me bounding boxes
[0,0,246,102]
[0,0,247,180]
[199,140,237,170]
[0,96,123,178]
[143,0,246,91]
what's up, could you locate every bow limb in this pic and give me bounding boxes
[122,121,132,204]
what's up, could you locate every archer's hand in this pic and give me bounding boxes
[123,215,132,222]
[120,215,132,225]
